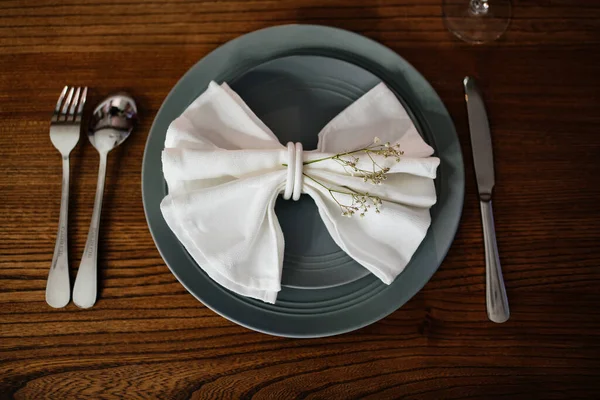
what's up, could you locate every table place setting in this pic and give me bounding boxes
[41,24,515,337]
[42,1,517,331]
[4,0,600,397]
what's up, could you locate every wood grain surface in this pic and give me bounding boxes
[2,0,600,399]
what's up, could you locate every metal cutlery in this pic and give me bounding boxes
[463,76,510,323]
[73,94,137,309]
[47,86,88,308]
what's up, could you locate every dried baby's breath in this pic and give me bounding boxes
[299,137,403,218]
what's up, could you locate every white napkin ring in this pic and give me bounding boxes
[283,142,304,201]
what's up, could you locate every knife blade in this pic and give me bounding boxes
[464,76,495,200]
[463,76,510,323]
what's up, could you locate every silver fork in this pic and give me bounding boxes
[47,86,88,308]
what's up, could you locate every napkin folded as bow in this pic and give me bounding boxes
[161,81,440,303]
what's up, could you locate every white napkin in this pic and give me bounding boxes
[160,81,440,303]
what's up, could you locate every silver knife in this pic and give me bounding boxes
[463,76,510,323]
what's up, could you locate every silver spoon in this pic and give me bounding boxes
[73,94,137,308]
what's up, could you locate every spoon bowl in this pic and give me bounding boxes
[88,94,137,153]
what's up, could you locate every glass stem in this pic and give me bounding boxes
[470,0,489,15]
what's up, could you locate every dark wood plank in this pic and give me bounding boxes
[1,0,600,398]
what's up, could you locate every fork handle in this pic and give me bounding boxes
[481,200,510,323]
[46,156,71,308]
[73,152,107,308]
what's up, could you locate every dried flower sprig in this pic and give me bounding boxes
[304,137,404,185]
[303,174,382,218]
[283,137,403,217]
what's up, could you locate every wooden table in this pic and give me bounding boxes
[2,1,600,398]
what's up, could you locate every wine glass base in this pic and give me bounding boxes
[443,0,511,44]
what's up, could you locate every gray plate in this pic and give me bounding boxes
[142,25,464,338]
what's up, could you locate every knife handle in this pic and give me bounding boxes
[480,200,510,323]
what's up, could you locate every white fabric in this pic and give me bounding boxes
[160,81,440,303]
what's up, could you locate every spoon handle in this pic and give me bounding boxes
[46,156,71,308]
[73,152,107,308]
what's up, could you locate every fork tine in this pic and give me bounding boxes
[60,87,75,121]
[75,87,88,122]
[52,86,68,122]
[68,87,81,121]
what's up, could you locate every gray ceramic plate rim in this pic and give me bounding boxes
[142,24,465,338]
